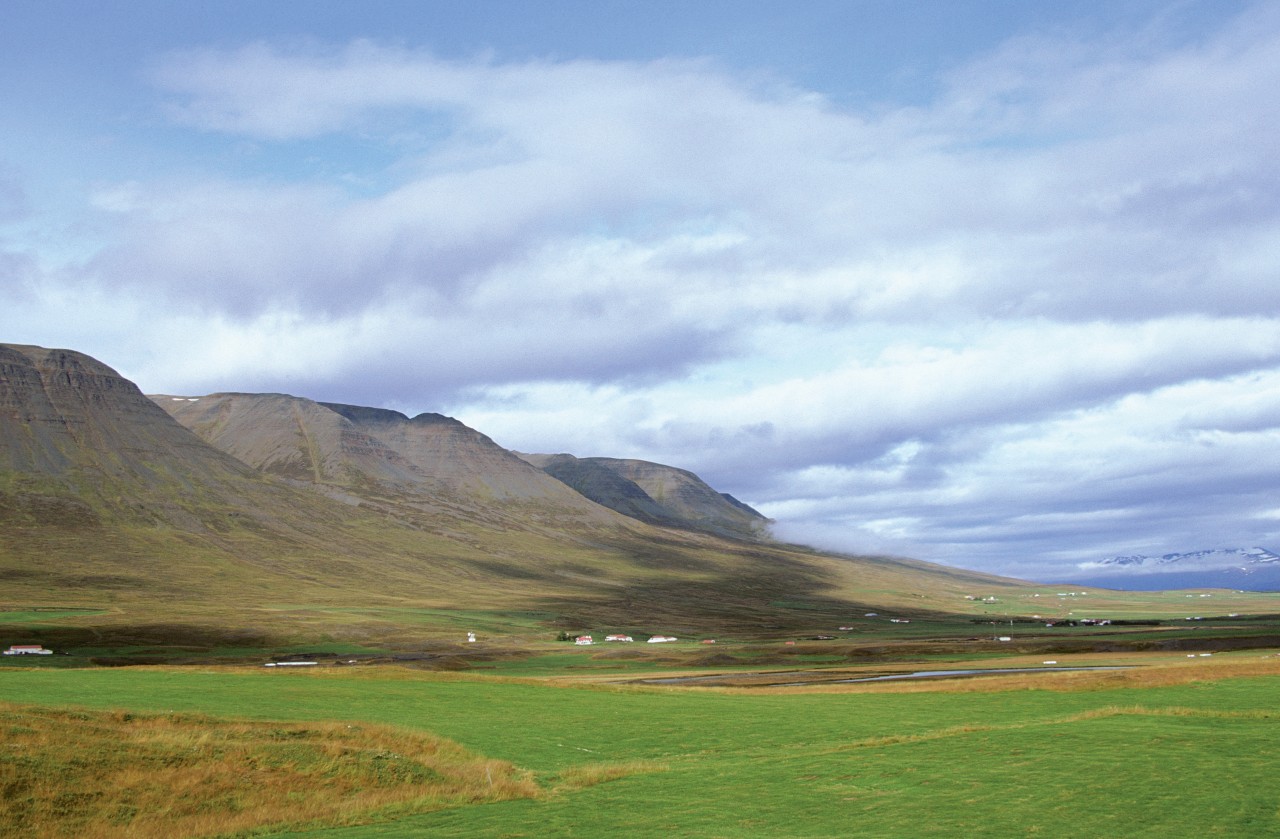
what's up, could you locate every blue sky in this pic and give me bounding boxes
[3,1,1278,579]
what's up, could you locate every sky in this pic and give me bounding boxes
[3,0,1279,581]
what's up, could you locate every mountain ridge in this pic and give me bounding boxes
[2,342,1030,642]
[154,392,623,525]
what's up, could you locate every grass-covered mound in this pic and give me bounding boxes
[0,703,537,838]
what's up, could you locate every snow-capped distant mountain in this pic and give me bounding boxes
[1087,547,1280,571]
[1064,547,1280,591]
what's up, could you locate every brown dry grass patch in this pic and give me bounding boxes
[0,702,538,839]
[551,760,669,792]
[753,655,1280,695]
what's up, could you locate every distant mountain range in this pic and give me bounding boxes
[1065,548,1280,591]
[1,342,1018,640]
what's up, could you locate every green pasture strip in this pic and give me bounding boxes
[0,640,391,668]
[212,641,394,658]
[0,608,107,624]
[0,656,79,669]
[971,589,1280,621]
[0,668,1274,771]
[284,607,560,634]
[67,640,393,661]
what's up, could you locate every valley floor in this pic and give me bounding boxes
[3,649,1279,837]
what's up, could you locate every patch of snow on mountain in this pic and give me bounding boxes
[1077,547,1280,574]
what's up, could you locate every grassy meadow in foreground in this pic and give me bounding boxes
[2,656,1279,837]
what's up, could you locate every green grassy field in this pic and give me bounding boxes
[2,656,1278,837]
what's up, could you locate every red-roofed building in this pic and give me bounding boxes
[4,644,52,655]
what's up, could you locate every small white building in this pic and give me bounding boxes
[574,635,594,645]
[604,634,633,642]
[263,661,317,667]
[4,644,52,655]
[647,635,677,643]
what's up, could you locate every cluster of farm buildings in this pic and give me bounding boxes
[573,634,679,645]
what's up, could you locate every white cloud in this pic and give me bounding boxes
[9,5,1280,578]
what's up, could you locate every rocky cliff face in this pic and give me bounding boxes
[0,342,416,610]
[153,393,418,486]
[519,452,771,540]
[319,402,596,505]
[154,393,625,526]
[0,344,262,520]
[153,391,769,539]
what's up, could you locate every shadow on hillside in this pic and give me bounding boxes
[523,532,947,633]
[0,623,279,664]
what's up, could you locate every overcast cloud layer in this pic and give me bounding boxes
[4,2,1279,579]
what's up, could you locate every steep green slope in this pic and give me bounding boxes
[516,453,680,526]
[519,452,771,539]
[591,457,770,538]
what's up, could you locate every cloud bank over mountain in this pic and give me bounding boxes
[3,1,1279,577]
